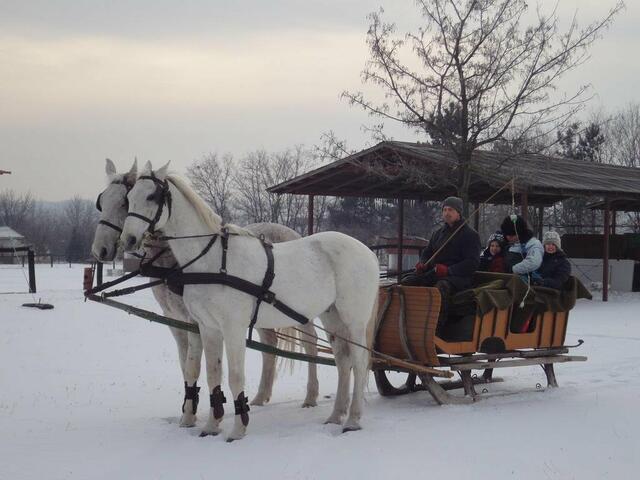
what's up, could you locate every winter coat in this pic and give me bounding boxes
[479,248,506,273]
[505,236,544,275]
[535,251,571,289]
[419,219,481,290]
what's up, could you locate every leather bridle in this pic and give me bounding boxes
[126,174,172,234]
[95,179,131,234]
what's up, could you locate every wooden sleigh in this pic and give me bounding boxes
[372,272,591,404]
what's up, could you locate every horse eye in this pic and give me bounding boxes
[147,194,155,201]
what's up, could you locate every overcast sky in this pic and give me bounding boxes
[1,0,638,201]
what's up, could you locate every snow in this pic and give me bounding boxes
[1,264,639,480]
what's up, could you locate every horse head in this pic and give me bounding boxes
[91,158,137,261]
[121,160,171,252]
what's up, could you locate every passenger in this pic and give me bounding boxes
[402,196,481,331]
[531,231,571,289]
[479,232,507,273]
[500,214,543,281]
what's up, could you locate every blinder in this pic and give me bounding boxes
[96,193,103,212]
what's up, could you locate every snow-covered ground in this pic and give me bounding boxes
[1,264,639,480]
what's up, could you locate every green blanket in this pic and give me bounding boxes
[451,272,592,316]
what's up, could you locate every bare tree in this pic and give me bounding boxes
[233,147,318,233]
[602,104,640,231]
[0,189,34,229]
[343,0,623,214]
[186,153,235,222]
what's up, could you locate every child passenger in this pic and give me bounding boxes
[479,232,507,273]
[532,231,571,289]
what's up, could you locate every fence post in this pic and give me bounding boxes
[27,249,36,293]
[50,254,53,267]
[97,262,103,286]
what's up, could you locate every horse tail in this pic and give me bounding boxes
[366,289,380,368]
[275,326,300,374]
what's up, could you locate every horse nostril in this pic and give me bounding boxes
[126,235,137,249]
[100,247,107,260]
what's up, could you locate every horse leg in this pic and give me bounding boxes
[320,309,351,425]
[300,322,319,408]
[250,328,276,406]
[343,324,369,432]
[179,330,203,427]
[168,326,196,427]
[222,326,250,442]
[198,323,225,437]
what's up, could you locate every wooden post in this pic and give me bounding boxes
[97,262,104,286]
[50,254,53,268]
[603,200,610,302]
[611,210,617,234]
[520,192,529,223]
[473,202,479,232]
[27,249,36,293]
[397,198,405,282]
[537,206,544,238]
[307,194,314,236]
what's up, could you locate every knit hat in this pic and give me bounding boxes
[500,214,532,241]
[487,231,505,248]
[543,231,562,250]
[442,196,463,215]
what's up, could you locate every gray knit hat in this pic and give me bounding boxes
[442,196,463,215]
[543,231,562,250]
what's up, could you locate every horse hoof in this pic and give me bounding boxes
[323,416,343,425]
[179,415,197,428]
[342,425,362,433]
[199,430,219,437]
[301,401,317,408]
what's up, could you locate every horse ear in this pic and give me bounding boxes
[124,157,138,184]
[105,158,117,176]
[143,160,153,174]
[155,161,171,179]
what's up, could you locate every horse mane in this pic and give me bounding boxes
[165,174,252,237]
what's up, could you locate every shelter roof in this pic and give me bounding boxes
[0,226,24,240]
[268,141,640,205]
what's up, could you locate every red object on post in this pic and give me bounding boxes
[83,267,94,292]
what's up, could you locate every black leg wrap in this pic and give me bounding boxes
[210,385,227,420]
[234,391,250,427]
[182,382,201,415]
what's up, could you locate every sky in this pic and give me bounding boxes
[1,0,638,201]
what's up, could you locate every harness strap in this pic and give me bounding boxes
[102,279,166,298]
[175,272,309,325]
[220,227,229,273]
[83,247,168,296]
[98,219,123,234]
[247,238,275,340]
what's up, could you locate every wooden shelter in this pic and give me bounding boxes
[268,141,640,301]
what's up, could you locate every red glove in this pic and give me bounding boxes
[415,262,426,273]
[435,264,448,278]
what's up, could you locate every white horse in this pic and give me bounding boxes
[91,159,319,429]
[121,162,380,441]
